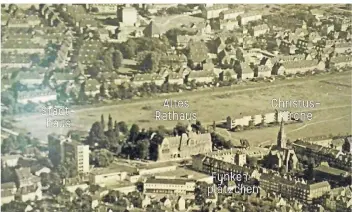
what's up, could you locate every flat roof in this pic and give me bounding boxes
[91,163,137,175]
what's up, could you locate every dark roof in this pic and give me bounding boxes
[314,165,350,177]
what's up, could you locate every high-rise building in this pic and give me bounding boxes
[48,134,90,173]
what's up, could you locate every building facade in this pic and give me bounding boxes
[157,124,212,161]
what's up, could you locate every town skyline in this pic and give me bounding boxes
[1,3,351,212]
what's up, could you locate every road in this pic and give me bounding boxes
[14,72,351,121]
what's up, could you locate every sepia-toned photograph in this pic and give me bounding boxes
[0,3,351,212]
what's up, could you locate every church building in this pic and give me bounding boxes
[265,119,298,172]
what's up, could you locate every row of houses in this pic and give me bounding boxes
[226,110,290,130]
[192,153,332,205]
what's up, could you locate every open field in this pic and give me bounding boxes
[14,72,352,142]
[152,14,204,32]
[229,106,351,146]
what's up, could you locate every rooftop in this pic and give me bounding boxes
[314,165,350,177]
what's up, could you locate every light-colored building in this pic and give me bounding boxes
[1,182,17,205]
[330,55,352,68]
[120,6,138,26]
[132,74,165,86]
[203,5,229,20]
[48,134,90,174]
[186,70,216,84]
[144,176,196,195]
[89,168,128,186]
[17,89,57,104]
[1,154,21,168]
[156,124,212,161]
[250,24,269,37]
[219,8,244,20]
[239,13,262,26]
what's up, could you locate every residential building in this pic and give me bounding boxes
[235,62,254,79]
[334,42,352,54]
[314,164,351,186]
[1,53,32,68]
[132,74,165,86]
[203,4,229,20]
[187,41,209,69]
[259,173,331,204]
[186,70,216,84]
[274,59,323,75]
[1,154,22,168]
[219,8,244,20]
[156,124,212,161]
[250,24,269,37]
[239,13,262,26]
[1,182,17,205]
[14,167,42,196]
[160,53,187,68]
[17,89,57,104]
[330,55,352,68]
[166,72,184,85]
[144,176,196,196]
[91,4,117,14]
[293,140,352,171]
[77,40,102,65]
[1,40,46,55]
[255,65,272,78]
[84,79,101,97]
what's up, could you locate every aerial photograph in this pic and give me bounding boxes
[0,3,351,212]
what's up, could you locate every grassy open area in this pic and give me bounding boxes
[152,14,204,32]
[14,72,351,142]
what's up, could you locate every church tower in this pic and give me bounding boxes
[277,118,287,149]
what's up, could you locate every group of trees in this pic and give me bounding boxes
[211,132,233,149]
[86,114,128,149]
[1,133,40,154]
[100,47,123,71]
[90,149,114,167]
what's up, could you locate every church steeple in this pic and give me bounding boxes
[277,118,286,149]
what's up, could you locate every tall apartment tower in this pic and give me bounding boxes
[277,118,287,149]
[48,134,90,173]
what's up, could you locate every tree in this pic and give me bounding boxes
[136,139,150,159]
[102,47,114,71]
[113,50,123,69]
[137,51,161,72]
[129,124,140,142]
[1,135,17,154]
[92,149,114,167]
[117,121,129,134]
[108,114,113,132]
[1,167,15,183]
[87,65,100,78]
[87,121,108,148]
[30,53,41,64]
[101,114,105,130]
[121,39,137,59]
[100,83,106,97]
